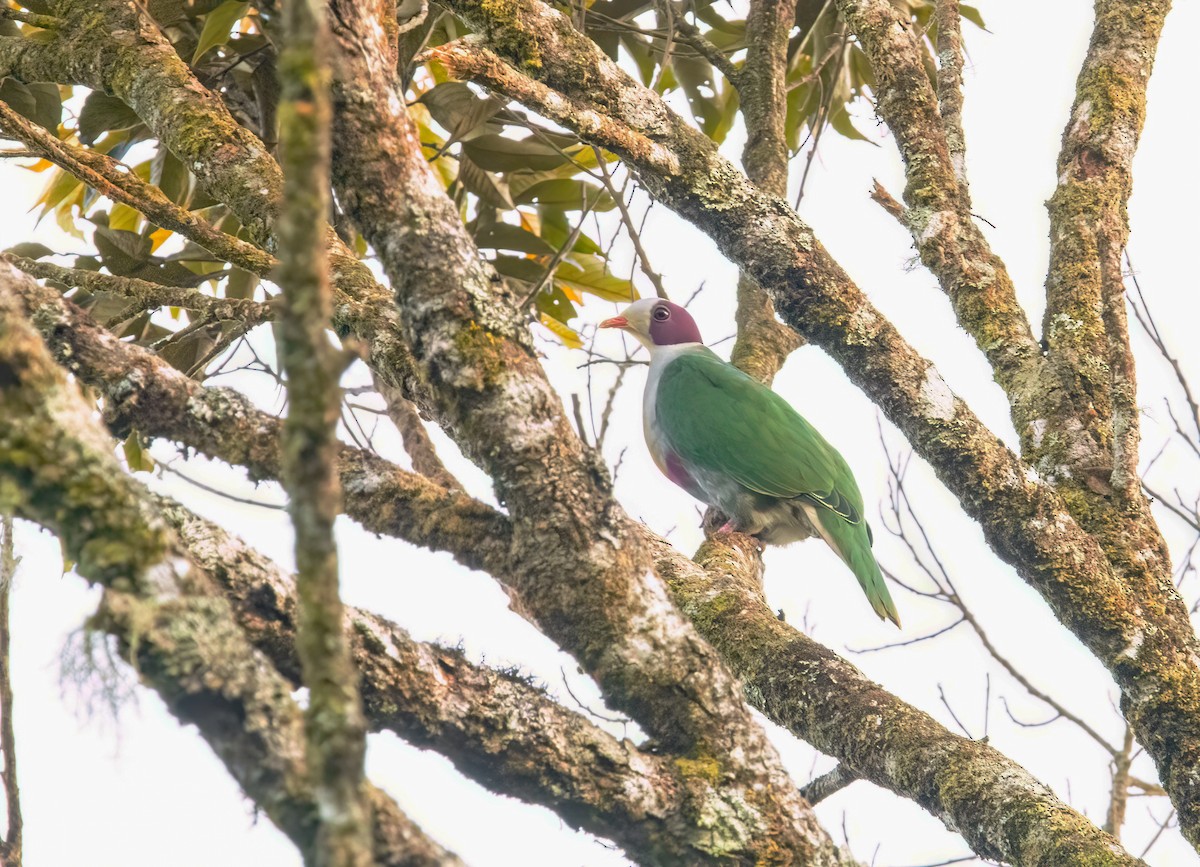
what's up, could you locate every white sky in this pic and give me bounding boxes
[2,1,1199,864]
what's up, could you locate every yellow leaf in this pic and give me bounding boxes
[149,227,172,252]
[22,158,53,173]
[110,202,141,232]
[559,284,583,303]
[519,210,540,236]
[538,313,583,349]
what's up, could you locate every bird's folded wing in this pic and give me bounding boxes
[655,350,865,525]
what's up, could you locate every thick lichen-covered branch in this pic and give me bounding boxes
[327,2,848,863]
[2,273,511,577]
[651,530,1145,866]
[428,0,1200,851]
[277,0,373,861]
[0,98,275,277]
[164,498,830,867]
[934,0,968,202]
[0,0,429,412]
[1041,0,1171,495]
[0,262,458,867]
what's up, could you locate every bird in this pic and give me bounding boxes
[601,298,900,627]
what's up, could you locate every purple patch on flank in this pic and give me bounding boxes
[648,301,704,345]
[664,451,700,495]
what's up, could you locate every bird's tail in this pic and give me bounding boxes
[807,506,901,627]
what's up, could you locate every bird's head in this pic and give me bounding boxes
[600,299,703,350]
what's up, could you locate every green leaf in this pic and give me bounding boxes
[37,168,84,217]
[461,134,570,173]
[492,254,548,285]
[93,224,153,274]
[514,179,615,212]
[151,148,192,205]
[555,256,637,302]
[828,106,876,145]
[0,78,61,131]
[225,267,258,300]
[4,242,55,259]
[474,222,555,255]
[78,92,142,145]
[109,203,142,232]
[457,155,515,209]
[420,82,504,141]
[192,0,249,63]
[535,284,578,324]
[122,429,156,473]
[539,207,601,254]
[959,4,986,29]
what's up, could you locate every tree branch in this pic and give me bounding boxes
[0,99,276,277]
[650,530,1146,865]
[2,273,512,578]
[0,515,21,867]
[432,2,1200,849]
[1042,0,1171,497]
[833,0,1047,446]
[2,255,273,326]
[933,0,968,203]
[0,0,431,412]
[327,2,849,862]
[162,495,836,867]
[278,0,373,859]
[0,262,459,867]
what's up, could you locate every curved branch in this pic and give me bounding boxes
[430,1,1200,850]
[833,0,1047,448]
[326,1,847,863]
[0,262,459,867]
[651,530,1145,866]
[2,274,513,578]
[163,496,827,867]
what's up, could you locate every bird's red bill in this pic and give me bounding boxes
[599,316,628,329]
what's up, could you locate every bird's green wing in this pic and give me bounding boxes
[655,349,865,524]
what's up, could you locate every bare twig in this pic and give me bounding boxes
[591,148,668,298]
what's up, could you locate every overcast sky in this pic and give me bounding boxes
[2,1,1199,864]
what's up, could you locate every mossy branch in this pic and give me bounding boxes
[0,262,457,866]
[2,255,273,326]
[278,0,373,861]
[730,0,803,386]
[430,0,1200,854]
[328,1,848,862]
[651,529,1145,866]
[0,100,276,277]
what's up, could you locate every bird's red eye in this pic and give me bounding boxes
[652,305,671,321]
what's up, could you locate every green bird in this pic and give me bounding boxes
[601,298,900,627]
